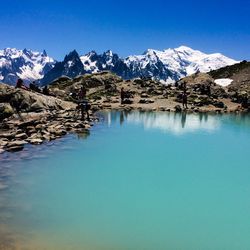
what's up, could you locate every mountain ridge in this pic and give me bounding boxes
[0,48,55,85]
[0,46,239,85]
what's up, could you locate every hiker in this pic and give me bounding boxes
[78,100,91,120]
[43,86,50,95]
[78,86,87,101]
[16,78,29,90]
[121,87,125,104]
[182,90,188,109]
[181,81,187,91]
[29,81,41,92]
[241,94,249,109]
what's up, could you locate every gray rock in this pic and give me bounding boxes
[29,139,43,145]
[5,140,28,152]
[15,133,28,140]
[174,105,182,112]
[213,101,225,108]
[0,103,14,120]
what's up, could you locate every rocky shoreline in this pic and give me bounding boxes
[0,110,98,154]
[1,70,250,154]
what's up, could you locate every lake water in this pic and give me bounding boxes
[1,111,250,250]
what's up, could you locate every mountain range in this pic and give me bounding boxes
[0,46,238,86]
[0,48,55,85]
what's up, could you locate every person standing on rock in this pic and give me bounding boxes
[15,78,29,90]
[78,86,87,101]
[78,86,90,120]
[121,87,125,104]
[43,86,50,95]
[182,90,188,109]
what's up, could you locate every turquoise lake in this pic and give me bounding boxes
[1,111,250,250]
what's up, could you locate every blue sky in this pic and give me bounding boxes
[0,0,249,60]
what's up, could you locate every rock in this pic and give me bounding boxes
[213,101,225,108]
[54,130,67,136]
[141,93,149,98]
[73,123,85,129]
[6,140,28,147]
[139,99,147,104]
[159,106,166,111]
[15,133,28,140]
[0,103,14,120]
[18,119,40,129]
[29,139,43,145]
[0,84,76,114]
[174,105,182,112]
[5,140,28,152]
[0,132,16,140]
[0,140,8,147]
[154,90,163,95]
[102,104,112,108]
[42,135,51,141]
[122,99,133,104]
[139,99,154,104]
[85,124,91,129]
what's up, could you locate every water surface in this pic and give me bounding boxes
[1,111,250,250]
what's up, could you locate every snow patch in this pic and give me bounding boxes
[214,78,233,87]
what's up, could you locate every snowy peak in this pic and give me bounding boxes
[40,50,84,85]
[0,48,55,85]
[124,46,238,82]
[1,46,239,85]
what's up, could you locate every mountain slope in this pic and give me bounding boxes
[208,60,250,93]
[124,46,238,83]
[0,48,55,85]
[78,46,238,84]
[40,50,84,85]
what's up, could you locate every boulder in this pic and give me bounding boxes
[0,103,14,120]
[5,140,28,152]
[213,101,225,108]
[0,84,76,114]
[174,105,182,112]
[15,133,28,140]
[29,139,43,145]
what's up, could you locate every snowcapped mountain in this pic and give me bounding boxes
[1,46,238,85]
[124,46,238,83]
[0,48,55,85]
[77,46,238,84]
[41,50,84,85]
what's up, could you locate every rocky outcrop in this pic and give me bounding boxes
[48,71,122,101]
[0,110,98,153]
[0,83,76,117]
[208,61,250,105]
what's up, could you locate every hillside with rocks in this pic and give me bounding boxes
[208,61,250,97]
[47,71,245,112]
[0,84,97,153]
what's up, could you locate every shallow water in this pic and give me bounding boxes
[1,111,250,250]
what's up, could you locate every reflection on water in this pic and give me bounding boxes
[103,111,220,135]
[127,112,220,135]
[102,111,250,135]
